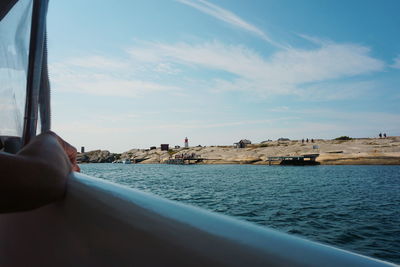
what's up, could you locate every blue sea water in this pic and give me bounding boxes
[80,164,400,264]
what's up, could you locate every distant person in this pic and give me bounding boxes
[311,139,314,143]
[302,139,304,143]
[0,131,79,213]
[306,138,309,143]
[379,133,382,138]
[383,133,387,138]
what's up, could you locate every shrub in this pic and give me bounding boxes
[334,136,352,140]
[168,149,177,155]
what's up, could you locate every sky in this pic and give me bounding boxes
[46,0,400,152]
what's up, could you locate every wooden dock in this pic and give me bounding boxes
[164,152,223,164]
[267,154,320,165]
[165,153,320,165]
[164,157,206,165]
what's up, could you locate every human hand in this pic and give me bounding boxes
[1,131,79,212]
[48,131,80,172]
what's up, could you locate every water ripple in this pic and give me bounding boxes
[81,164,400,264]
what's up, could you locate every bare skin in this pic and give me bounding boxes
[0,131,79,213]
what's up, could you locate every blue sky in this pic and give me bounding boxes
[47,0,400,152]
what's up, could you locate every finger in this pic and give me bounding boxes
[65,146,77,162]
[72,164,80,172]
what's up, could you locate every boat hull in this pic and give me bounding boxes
[0,173,394,266]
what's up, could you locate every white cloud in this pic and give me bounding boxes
[392,54,400,69]
[177,0,284,48]
[49,58,181,98]
[297,80,377,101]
[129,47,163,62]
[128,40,384,97]
[268,106,290,112]
[297,34,332,46]
[50,34,384,101]
[154,62,181,74]
[67,55,130,69]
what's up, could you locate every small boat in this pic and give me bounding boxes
[122,159,131,164]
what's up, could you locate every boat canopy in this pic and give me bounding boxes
[0,0,32,138]
[0,0,50,153]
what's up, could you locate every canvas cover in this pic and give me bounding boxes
[0,0,32,137]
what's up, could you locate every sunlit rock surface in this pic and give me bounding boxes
[77,137,400,165]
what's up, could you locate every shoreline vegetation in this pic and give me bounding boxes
[76,136,400,165]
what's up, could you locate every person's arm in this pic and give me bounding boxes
[0,132,78,213]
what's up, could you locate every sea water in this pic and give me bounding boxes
[80,164,400,263]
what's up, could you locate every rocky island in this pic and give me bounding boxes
[76,136,400,165]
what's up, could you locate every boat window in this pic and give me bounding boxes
[0,0,32,137]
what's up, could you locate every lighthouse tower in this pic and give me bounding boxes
[184,137,189,148]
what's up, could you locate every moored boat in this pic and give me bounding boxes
[122,159,131,164]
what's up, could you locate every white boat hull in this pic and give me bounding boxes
[0,173,394,266]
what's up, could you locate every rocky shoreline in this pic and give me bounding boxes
[77,136,400,165]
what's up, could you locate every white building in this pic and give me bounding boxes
[184,137,189,148]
